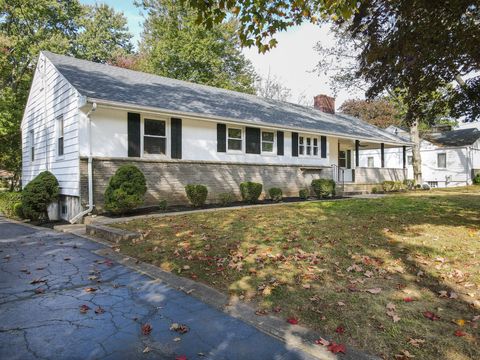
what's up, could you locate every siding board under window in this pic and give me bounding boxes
[170,118,182,159]
[245,127,261,154]
[292,132,299,157]
[217,124,226,152]
[277,131,284,155]
[127,112,141,157]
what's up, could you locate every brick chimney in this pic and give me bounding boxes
[314,94,335,114]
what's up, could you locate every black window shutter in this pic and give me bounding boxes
[346,149,352,169]
[292,132,299,157]
[127,112,141,157]
[217,124,226,152]
[277,131,284,155]
[245,127,261,154]
[171,118,182,159]
[320,136,327,158]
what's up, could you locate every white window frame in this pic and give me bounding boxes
[261,130,275,154]
[299,134,320,157]
[227,126,243,153]
[368,157,374,167]
[141,116,169,158]
[437,153,447,169]
[29,129,35,162]
[56,115,64,158]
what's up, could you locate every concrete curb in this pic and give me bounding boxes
[85,223,140,243]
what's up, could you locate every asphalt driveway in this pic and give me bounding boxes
[0,217,317,360]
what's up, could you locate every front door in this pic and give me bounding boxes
[338,149,353,182]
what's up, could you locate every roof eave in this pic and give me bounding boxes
[85,97,411,147]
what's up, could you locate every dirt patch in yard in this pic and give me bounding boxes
[114,187,480,359]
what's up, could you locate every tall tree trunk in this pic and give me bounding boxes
[410,120,422,184]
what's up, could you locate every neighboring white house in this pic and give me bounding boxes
[360,125,480,188]
[21,52,409,222]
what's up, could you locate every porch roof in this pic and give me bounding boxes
[44,51,409,146]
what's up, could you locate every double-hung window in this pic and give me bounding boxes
[299,135,319,156]
[437,153,446,168]
[143,118,166,155]
[57,115,64,156]
[227,127,242,151]
[261,131,274,153]
[29,129,35,162]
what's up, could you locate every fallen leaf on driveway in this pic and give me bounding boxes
[79,304,90,314]
[173,337,181,342]
[170,323,189,334]
[366,288,382,294]
[64,257,71,261]
[408,338,425,348]
[94,307,105,314]
[142,347,151,353]
[315,337,330,346]
[423,311,440,321]
[255,309,268,316]
[141,323,152,335]
[287,317,299,325]
[327,342,346,354]
[84,287,97,293]
[175,356,187,360]
[34,288,45,294]
[30,279,46,285]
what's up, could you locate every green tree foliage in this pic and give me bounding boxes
[104,165,147,215]
[0,0,133,181]
[21,171,59,220]
[339,99,401,129]
[138,0,257,94]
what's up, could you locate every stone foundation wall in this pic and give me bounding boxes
[80,157,333,211]
[354,167,407,184]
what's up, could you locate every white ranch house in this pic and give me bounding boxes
[359,125,480,188]
[22,52,410,222]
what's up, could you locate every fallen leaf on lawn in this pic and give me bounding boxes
[455,319,465,326]
[272,306,282,313]
[408,338,425,348]
[287,317,299,325]
[346,264,363,272]
[315,337,330,346]
[438,290,448,298]
[141,323,152,335]
[454,330,467,337]
[386,303,396,311]
[94,306,105,314]
[364,270,374,278]
[403,297,414,302]
[327,342,346,354]
[84,287,97,293]
[79,304,90,314]
[473,315,480,322]
[335,326,345,334]
[182,265,190,270]
[395,350,415,359]
[302,284,311,289]
[337,301,346,307]
[423,311,440,321]
[449,292,458,299]
[366,288,382,294]
[142,347,151,353]
[170,323,189,334]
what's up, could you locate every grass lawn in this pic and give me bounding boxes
[114,187,480,359]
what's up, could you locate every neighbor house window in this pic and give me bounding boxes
[427,181,438,188]
[368,157,374,167]
[29,129,35,162]
[407,156,413,165]
[57,115,64,156]
[299,135,319,156]
[437,153,446,168]
[143,118,166,155]
[261,131,274,153]
[227,127,242,151]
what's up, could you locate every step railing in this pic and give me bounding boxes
[331,164,345,193]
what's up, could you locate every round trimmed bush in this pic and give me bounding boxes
[240,182,263,203]
[473,173,480,185]
[185,184,208,207]
[311,179,336,198]
[21,171,59,220]
[299,188,309,200]
[268,187,283,202]
[104,165,147,215]
[218,192,235,206]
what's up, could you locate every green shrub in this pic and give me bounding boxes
[311,179,336,198]
[104,165,147,215]
[158,199,168,211]
[13,202,24,218]
[403,179,415,190]
[218,192,236,206]
[240,182,263,203]
[21,171,59,220]
[473,173,480,185]
[268,187,283,202]
[0,192,23,218]
[382,181,395,192]
[299,188,309,200]
[185,184,208,207]
[371,187,378,194]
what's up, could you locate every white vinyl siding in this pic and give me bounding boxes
[21,53,81,196]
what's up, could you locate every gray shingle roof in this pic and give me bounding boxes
[44,51,407,145]
[424,128,480,147]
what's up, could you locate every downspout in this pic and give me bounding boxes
[70,102,97,224]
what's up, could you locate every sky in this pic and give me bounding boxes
[80,0,364,109]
